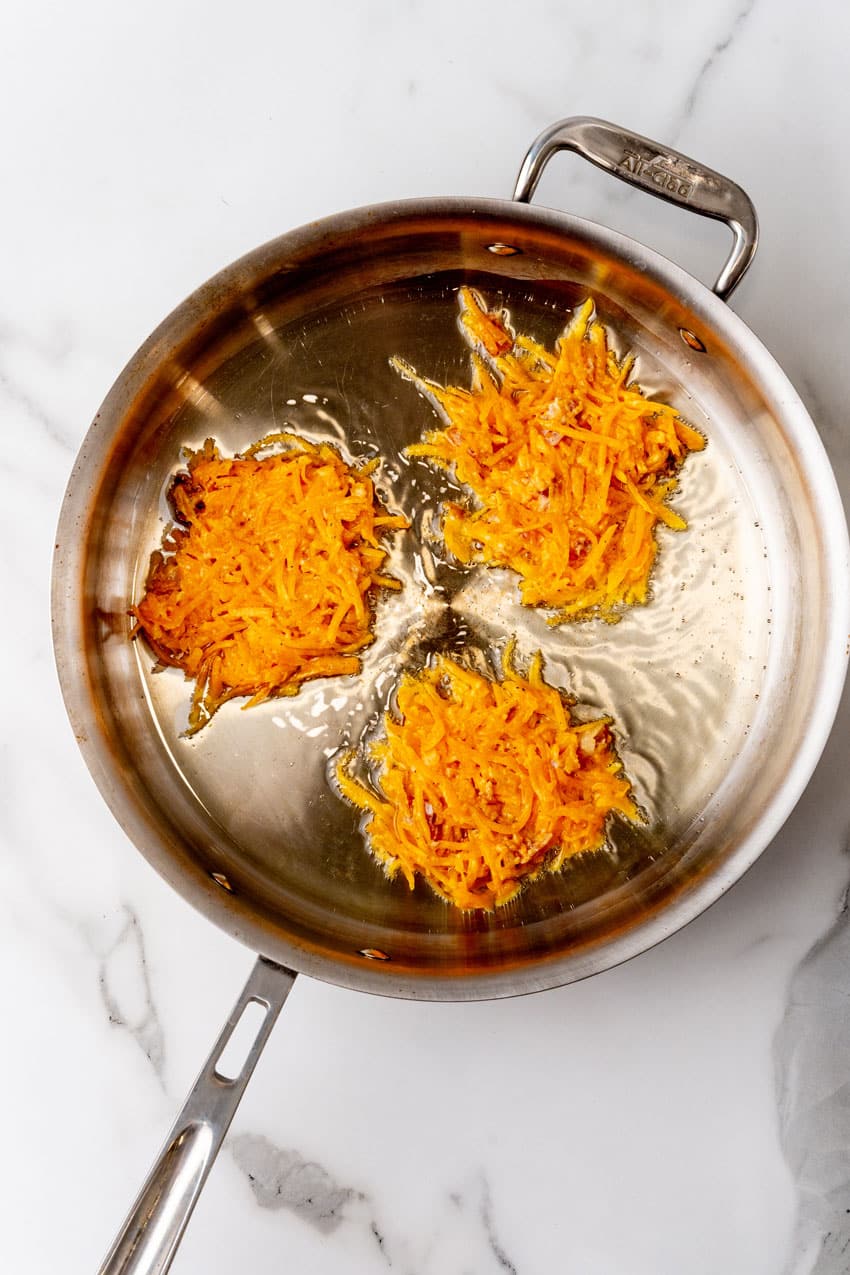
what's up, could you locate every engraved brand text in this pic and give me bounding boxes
[618,151,693,200]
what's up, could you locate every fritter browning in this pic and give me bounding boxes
[133,433,408,733]
[337,645,637,910]
[397,288,705,622]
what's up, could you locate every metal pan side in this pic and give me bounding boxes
[51,198,850,999]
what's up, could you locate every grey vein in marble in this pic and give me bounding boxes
[0,334,78,455]
[370,1218,392,1267]
[490,80,556,130]
[776,852,850,1274]
[226,1139,525,1274]
[675,0,757,137]
[480,1175,519,1275]
[90,903,166,1080]
[229,1131,363,1233]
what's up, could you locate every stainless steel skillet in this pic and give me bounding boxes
[51,118,850,1274]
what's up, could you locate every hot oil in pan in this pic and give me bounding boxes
[133,278,771,923]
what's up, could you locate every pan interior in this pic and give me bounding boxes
[69,207,815,994]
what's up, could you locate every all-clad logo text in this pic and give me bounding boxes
[618,150,693,200]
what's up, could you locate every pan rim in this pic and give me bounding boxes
[51,195,850,1000]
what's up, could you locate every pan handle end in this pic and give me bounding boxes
[98,956,297,1275]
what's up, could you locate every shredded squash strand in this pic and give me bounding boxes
[133,434,408,734]
[338,645,638,909]
[397,288,704,622]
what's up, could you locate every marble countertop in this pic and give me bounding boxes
[4,2,850,1272]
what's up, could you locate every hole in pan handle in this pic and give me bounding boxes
[97,956,297,1275]
[513,115,759,303]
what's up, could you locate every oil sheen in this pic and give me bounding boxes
[132,279,771,921]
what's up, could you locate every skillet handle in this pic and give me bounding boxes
[513,115,758,302]
[98,956,297,1275]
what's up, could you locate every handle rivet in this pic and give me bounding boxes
[679,328,707,353]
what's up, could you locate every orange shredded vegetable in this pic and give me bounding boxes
[133,433,408,734]
[396,287,705,622]
[337,644,637,909]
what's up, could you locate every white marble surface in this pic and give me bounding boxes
[4,2,850,1272]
